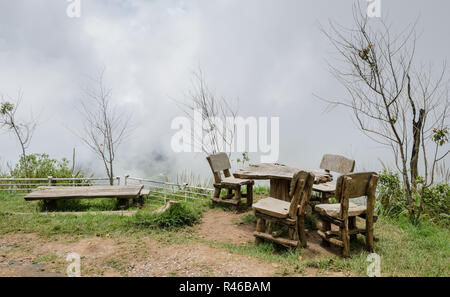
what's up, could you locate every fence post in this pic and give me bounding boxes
[48,176,53,187]
[164,185,167,204]
[183,183,188,202]
[124,175,129,186]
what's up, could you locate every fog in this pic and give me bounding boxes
[0,0,449,182]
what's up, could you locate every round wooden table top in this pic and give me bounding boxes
[233,163,332,184]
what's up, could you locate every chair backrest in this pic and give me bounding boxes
[335,172,379,219]
[288,171,315,219]
[320,154,355,174]
[206,152,232,183]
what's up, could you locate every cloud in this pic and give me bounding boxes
[0,0,448,181]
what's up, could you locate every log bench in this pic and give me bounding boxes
[24,185,145,208]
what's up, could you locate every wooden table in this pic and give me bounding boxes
[25,185,145,207]
[233,163,332,202]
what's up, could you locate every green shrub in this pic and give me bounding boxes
[131,202,201,229]
[376,170,408,218]
[9,153,84,179]
[304,214,318,230]
[421,183,450,226]
[377,170,449,226]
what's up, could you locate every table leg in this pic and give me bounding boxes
[270,179,291,201]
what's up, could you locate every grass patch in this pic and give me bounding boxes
[303,216,450,276]
[131,202,205,229]
[34,252,58,264]
[0,193,209,239]
[240,213,257,225]
[0,192,448,277]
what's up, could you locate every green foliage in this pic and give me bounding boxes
[131,202,202,229]
[376,170,408,218]
[236,152,250,165]
[377,170,449,226]
[253,185,269,195]
[0,101,14,115]
[432,126,449,146]
[9,153,83,179]
[38,198,119,212]
[421,183,450,226]
[304,214,318,231]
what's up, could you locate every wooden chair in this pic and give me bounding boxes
[312,154,355,203]
[315,172,379,257]
[252,171,315,248]
[206,153,254,208]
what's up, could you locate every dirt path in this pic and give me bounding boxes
[0,209,346,277]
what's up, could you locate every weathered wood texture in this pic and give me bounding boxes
[319,154,355,174]
[24,185,144,201]
[315,172,378,257]
[312,155,355,203]
[252,197,290,218]
[235,163,331,202]
[234,163,331,183]
[206,152,231,173]
[206,153,254,208]
[154,200,179,214]
[315,202,367,217]
[253,171,315,248]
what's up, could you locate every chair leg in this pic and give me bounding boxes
[321,192,330,204]
[341,224,350,258]
[297,215,307,248]
[246,184,253,206]
[255,217,266,244]
[320,218,331,247]
[365,215,375,252]
[226,188,233,199]
[349,216,357,242]
[231,187,242,210]
[213,187,221,199]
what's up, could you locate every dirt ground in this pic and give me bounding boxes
[0,210,346,277]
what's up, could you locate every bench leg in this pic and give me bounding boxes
[320,218,331,247]
[246,184,253,206]
[297,215,307,248]
[43,199,57,210]
[255,217,266,244]
[231,187,242,210]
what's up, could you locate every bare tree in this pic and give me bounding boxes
[0,92,36,183]
[320,5,449,223]
[77,70,131,185]
[178,68,238,155]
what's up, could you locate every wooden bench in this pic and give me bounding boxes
[24,185,145,208]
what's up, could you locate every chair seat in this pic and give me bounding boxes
[220,177,254,186]
[312,182,336,193]
[315,202,366,218]
[252,197,290,218]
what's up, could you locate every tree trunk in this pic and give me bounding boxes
[410,109,425,189]
[109,161,114,185]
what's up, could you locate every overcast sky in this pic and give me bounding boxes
[0,0,449,181]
